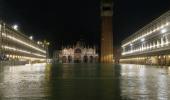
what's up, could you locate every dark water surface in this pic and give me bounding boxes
[0,63,170,100]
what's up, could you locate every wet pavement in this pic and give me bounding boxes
[0,63,170,100]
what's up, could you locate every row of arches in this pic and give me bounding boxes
[123,36,169,55]
[61,56,98,63]
[120,55,170,66]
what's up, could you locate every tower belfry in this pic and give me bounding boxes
[100,0,114,63]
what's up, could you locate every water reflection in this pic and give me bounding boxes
[120,64,170,100]
[0,63,50,99]
[49,64,121,100]
[0,63,170,100]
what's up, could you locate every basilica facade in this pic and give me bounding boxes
[55,42,99,63]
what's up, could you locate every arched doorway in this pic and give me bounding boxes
[68,56,72,63]
[90,56,93,63]
[75,48,81,53]
[62,56,67,63]
[83,55,88,63]
[74,48,82,63]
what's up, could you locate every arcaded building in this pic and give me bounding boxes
[0,21,48,63]
[120,10,170,65]
[55,42,99,63]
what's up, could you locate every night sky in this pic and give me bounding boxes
[0,0,170,54]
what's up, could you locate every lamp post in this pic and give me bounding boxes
[0,21,2,65]
[29,36,33,40]
[12,24,18,31]
[43,40,50,63]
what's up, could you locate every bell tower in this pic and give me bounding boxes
[100,0,114,63]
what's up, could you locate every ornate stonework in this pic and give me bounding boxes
[57,42,99,63]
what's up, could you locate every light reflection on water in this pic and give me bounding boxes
[120,64,170,100]
[0,63,170,100]
[0,63,50,99]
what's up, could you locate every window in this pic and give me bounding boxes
[103,7,111,11]
[75,48,81,53]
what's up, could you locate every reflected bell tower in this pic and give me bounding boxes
[100,0,114,63]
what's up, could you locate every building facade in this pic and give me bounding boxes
[120,10,170,65]
[55,42,99,63]
[0,21,48,64]
[100,0,114,63]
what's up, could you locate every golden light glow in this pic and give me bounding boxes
[2,33,46,53]
[3,45,46,58]
[122,40,169,56]
[122,22,169,47]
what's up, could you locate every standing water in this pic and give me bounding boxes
[0,63,170,100]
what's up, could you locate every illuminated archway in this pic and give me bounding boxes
[62,56,67,63]
[68,56,72,63]
[83,55,88,63]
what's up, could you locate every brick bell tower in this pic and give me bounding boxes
[100,0,114,63]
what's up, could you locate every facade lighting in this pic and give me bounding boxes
[122,22,169,47]
[3,45,46,58]
[141,38,145,42]
[0,22,48,62]
[29,36,33,40]
[122,40,169,56]
[37,41,40,44]
[2,33,46,53]
[161,29,167,34]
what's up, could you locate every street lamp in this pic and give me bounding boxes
[29,36,33,40]
[141,38,145,42]
[161,29,167,34]
[37,41,40,44]
[43,40,50,63]
[12,24,18,30]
